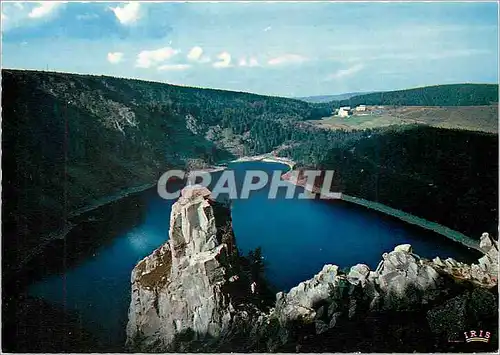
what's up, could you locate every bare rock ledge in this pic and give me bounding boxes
[126,186,498,352]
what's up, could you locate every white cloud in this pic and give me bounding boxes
[14,2,24,10]
[213,52,232,68]
[136,47,179,68]
[238,57,248,67]
[264,26,272,32]
[187,46,203,61]
[267,54,307,66]
[107,52,124,64]
[187,46,210,63]
[327,63,364,80]
[28,2,64,19]
[110,2,140,25]
[157,64,191,71]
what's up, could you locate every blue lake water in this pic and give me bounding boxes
[28,161,478,347]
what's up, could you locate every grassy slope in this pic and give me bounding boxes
[311,105,498,133]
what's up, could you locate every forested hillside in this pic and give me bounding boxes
[1,69,325,273]
[2,69,497,277]
[333,84,498,107]
[280,125,498,238]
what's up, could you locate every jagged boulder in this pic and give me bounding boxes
[126,192,498,353]
[478,232,498,277]
[394,244,412,253]
[366,246,440,311]
[275,265,340,324]
[126,186,238,350]
[347,264,370,286]
[429,232,498,288]
[271,240,498,345]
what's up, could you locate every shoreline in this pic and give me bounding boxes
[20,162,233,272]
[23,155,480,274]
[230,154,296,169]
[68,182,157,218]
[16,183,158,273]
[281,173,480,252]
[70,164,231,219]
[340,194,481,252]
[159,157,481,253]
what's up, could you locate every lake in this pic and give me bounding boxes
[28,161,479,348]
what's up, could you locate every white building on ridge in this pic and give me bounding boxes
[338,106,351,117]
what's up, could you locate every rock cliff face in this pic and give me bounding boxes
[126,186,498,352]
[126,186,240,350]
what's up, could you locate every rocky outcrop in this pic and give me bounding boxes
[126,186,498,352]
[430,232,498,287]
[268,238,498,352]
[126,185,240,350]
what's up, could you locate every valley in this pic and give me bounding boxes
[2,69,498,279]
[2,2,498,353]
[1,68,498,353]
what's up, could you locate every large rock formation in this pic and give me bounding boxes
[126,185,240,350]
[126,186,498,352]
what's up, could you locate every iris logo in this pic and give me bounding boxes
[464,330,491,343]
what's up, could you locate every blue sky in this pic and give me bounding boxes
[1,1,498,97]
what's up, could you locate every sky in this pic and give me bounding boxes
[1,1,498,97]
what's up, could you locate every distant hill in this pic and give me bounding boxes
[335,84,499,107]
[298,92,372,103]
[2,69,497,281]
[1,68,325,275]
